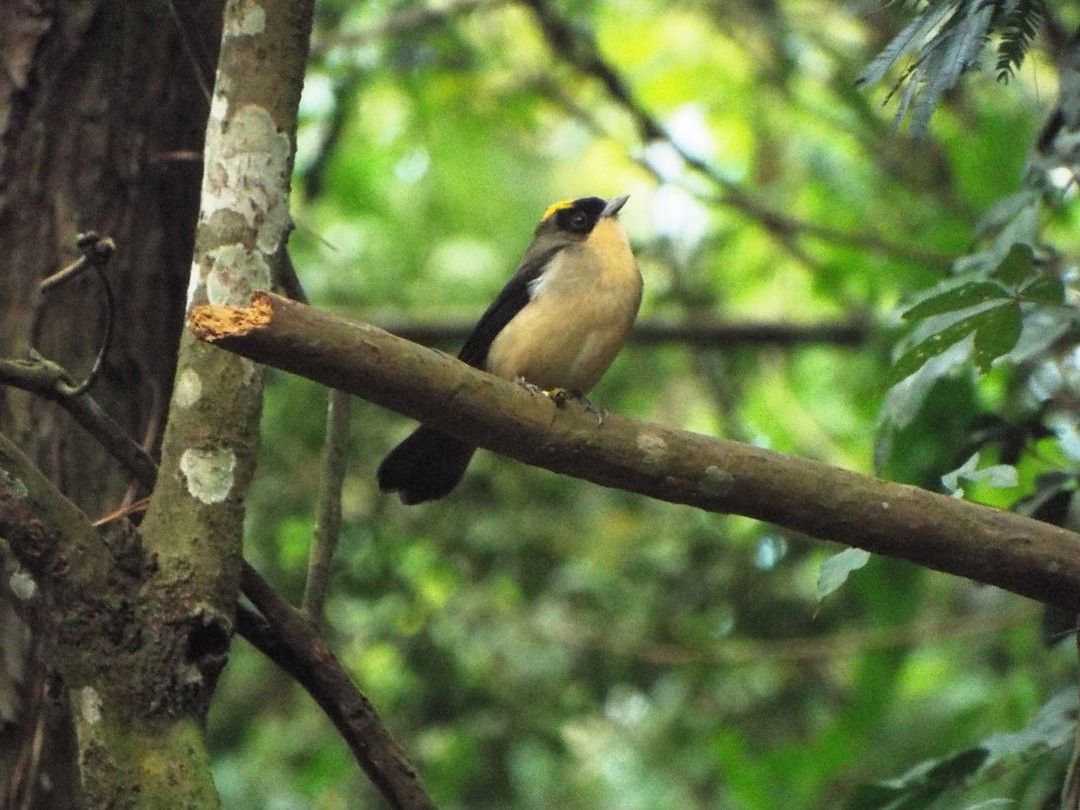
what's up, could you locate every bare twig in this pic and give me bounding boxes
[0,356,158,490]
[163,0,213,102]
[37,232,118,396]
[523,2,952,268]
[310,0,504,58]
[38,232,115,293]
[302,388,351,619]
[3,235,136,480]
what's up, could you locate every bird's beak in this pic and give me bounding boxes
[601,193,629,218]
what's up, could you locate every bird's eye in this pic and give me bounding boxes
[569,211,589,232]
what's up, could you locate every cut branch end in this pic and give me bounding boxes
[189,293,274,341]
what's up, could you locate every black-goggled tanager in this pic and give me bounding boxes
[377,194,642,504]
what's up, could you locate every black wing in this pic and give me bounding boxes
[456,244,563,368]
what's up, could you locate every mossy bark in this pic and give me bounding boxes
[0,0,314,805]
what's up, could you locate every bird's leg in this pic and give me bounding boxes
[544,387,570,407]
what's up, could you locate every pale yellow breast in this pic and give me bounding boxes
[486,219,641,394]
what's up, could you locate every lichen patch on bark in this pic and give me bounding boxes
[179,447,237,504]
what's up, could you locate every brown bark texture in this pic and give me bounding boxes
[0,2,221,806]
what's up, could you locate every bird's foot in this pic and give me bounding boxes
[544,387,606,424]
[516,377,543,396]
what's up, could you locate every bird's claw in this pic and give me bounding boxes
[516,377,543,396]
[517,379,606,424]
[581,397,607,425]
[544,387,605,424]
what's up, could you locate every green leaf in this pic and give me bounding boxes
[880,335,975,436]
[890,301,1018,386]
[908,3,994,134]
[857,3,954,87]
[844,748,989,810]
[1007,306,1075,363]
[1020,275,1065,305]
[941,453,979,497]
[843,782,907,810]
[923,747,990,785]
[959,205,1041,275]
[982,689,1078,760]
[971,302,1021,371]
[996,0,1044,81]
[902,281,1010,322]
[975,190,1039,238]
[942,453,1018,498]
[992,243,1034,286]
[818,548,871,601]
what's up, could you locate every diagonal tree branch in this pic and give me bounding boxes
[0,357,159,491]
[240,562,436,809]
[192,292,1080,612]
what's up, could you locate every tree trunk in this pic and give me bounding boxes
[0,3,221,805]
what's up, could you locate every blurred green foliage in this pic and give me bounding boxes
[208,0,1080,807]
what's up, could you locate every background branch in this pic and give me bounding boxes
[302,388,351,618]
[523,0,954,268]
[374,316,873,349]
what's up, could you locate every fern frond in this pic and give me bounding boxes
[996,0,1044,82]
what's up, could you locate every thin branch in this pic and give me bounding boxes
[192,292,1080,612]
[523,2,953,268]
[239,563,437,810]
[164,0,213,103]
[702,187,954,266]
[35,232,118,397]
[302,388,351,619]
[374,316,873,349]
[0,233,150,488]
[543,604,1037,667]
[0,357,158,490]
[0,234,150,486]
[38,232,115,293]
[310,0,504,58]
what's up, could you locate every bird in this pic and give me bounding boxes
[377,193,642,504]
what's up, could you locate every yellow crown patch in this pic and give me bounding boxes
[541,199,574,222]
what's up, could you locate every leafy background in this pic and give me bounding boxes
[206,0,1080,807]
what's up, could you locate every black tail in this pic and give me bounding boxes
[377,425,476,504]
